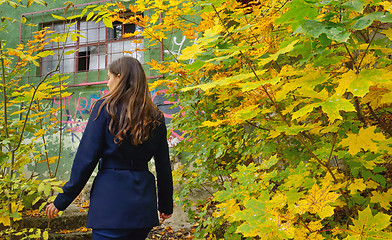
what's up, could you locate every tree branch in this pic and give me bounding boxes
[367,103,392,138]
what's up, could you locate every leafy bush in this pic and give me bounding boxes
[121,0,392,238]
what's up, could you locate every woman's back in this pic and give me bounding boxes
[47,56,173,239]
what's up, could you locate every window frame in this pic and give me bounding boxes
[19,1,164,87]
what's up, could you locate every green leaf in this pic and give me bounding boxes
[38,202,46,211]
[342,0,364,13]
[275,0,319,30]
[319,93,355,121]
[337,69,392,97]
[372,174,386,187]
[36,51,54,58]
[32,196,41,205]
[184,60,206,73]
[349,206,391,238]
[9,212,20,219]
[300,20,326,38]
[37,182,44,192]
[260,155,279,169]
[52,186,63,193]
[352,12,392,30]
[102,17,113,28]
[65,49,77,55]
[44,184,51,197]
[300,20,350,42]
[325,27,351,42]
[273,123,320,136]
[258,40,299,66]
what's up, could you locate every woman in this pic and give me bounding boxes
[45,56,173,240]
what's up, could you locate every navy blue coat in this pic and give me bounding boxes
[53,99,173,229]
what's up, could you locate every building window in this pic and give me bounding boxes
[41,19,144,77]
[20,1,163,85]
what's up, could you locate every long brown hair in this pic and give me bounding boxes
[98,56,162,145]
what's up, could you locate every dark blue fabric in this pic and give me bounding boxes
[92,228,151,240]
[53,99,173,229]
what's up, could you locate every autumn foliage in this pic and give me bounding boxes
[115,0,392,239]
[2,0,392,239]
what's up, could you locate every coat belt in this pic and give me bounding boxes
[98,158,149,171]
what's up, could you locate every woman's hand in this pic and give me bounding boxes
[159,212,172,223]
[45,203,59,219]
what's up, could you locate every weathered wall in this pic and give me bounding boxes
[30,85,179,180]
[1,0,190,180]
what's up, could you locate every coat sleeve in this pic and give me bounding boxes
[154,119,174,215]
[54,99,107,211]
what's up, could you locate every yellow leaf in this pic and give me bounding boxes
[370,189,392,210]
[296,183,340,219]
[201,119,226,127]
[103,17,113,28]
[308,232,325,240]
[232,105,261,121]
[336,69,392,97]
[362,86,390,109]
[51,14,66,21]
[43,231,49,240]
[258,40,299,67]
[339,126,387,156]
[267,193,287,209]
[348,178,367,194]
[199,24,225,45]
[36,51,55,58]
[379,1,392,13]
[365,180,379,189]
[34,128,46,137]
[178,44,202,60]
[357,155,385,170]
[381,90,392,105]
[294,227,308,240]
[150,12,160,24]
[349,206,391,238]
[0,202,23,226]
[182,70,267,92]
[308,220,323,231]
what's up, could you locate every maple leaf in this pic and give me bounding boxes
[339,126,387,155]
[362,87,390,109]
[336,69,392,97]
[291,92,355,122]
[380,90,392,105]
[269,123,320,137]
[319,93,356,122]
[258,39,299,67]
[178,44,203,60]
[296,183,340,219]
[370,189,392,210]
[202,24,224,43]
[308,221,323,232]
[348,178,368,194]
[182,70,267,92]
[347,206,392,239]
